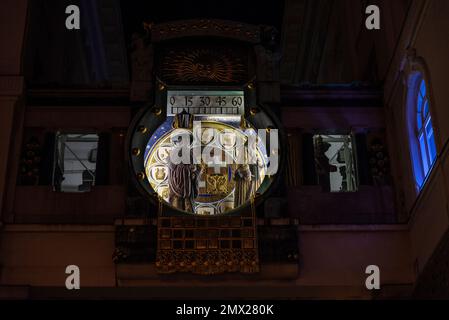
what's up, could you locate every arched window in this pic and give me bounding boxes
[408,74,437,189]
[416,79,437,176]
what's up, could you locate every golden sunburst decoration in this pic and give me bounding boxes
[161,48,246,83]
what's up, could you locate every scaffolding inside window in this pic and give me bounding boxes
[313,134,358,192]
[52,133,99,192]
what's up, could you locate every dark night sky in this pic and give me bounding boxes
[120,0,285,41]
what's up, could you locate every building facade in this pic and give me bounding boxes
[0,0,448,299]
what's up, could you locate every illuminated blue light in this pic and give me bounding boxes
[410,77,437,190]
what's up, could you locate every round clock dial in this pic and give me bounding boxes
[144,121,268,215]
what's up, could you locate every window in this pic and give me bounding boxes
[313,134,358,192]
[410,76,437,189]
[52,133,99,192]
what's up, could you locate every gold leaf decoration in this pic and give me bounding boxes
[160,48,247,83]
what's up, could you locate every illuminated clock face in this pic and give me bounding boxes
[129,88,281,216]
[144,120,269,215]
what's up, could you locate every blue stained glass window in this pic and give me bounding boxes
[419,80,426,98]
[414,78,437,189]
[423,101,429,117]
[417,113,422,131]
[426,117,437,162]
[417,93,423,111]
[419,133,429,174]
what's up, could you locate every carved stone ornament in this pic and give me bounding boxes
[156,249,259,275]
[151,19,261,43]
[158,46,249,84]
[400,47,426,88]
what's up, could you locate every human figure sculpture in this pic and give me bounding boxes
[234,163,253,208]
[167,111,202,212]
[167,159,202,212]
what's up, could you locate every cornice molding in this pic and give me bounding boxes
[280,85,383,107]
[150,19,263,43]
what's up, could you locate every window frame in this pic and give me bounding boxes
[407,73,438,191]
[52,131,100,193]
[312,133,359,193]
